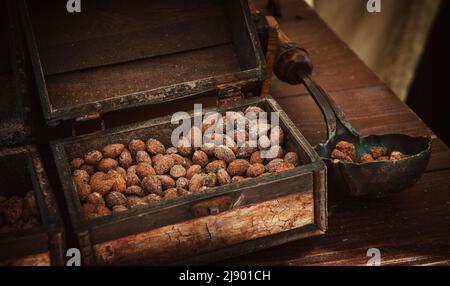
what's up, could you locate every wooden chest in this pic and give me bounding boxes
[21,0,327,265]
[0,1,65,266]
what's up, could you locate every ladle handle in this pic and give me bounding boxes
[273,29,358,141]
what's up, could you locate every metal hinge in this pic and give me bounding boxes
[72,112,105,137]
[217,83,245,108]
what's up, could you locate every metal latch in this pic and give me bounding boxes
[72,112,105,137]
[217,82,245,107]
[191,195,236,218]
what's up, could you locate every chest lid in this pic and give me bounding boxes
[20,0,266,126]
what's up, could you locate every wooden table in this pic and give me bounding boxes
[223,0,450,266]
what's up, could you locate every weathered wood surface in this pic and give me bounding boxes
[220,0,450,266]
[94,191,314,265]
[0,252,51,266]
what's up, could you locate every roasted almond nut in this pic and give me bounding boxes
[102,144,125,159]
[119,149,133,168]
[84,150,103,165]
[135,163,156,179]
[156,175,176,190]
[217,169,231,186]
[70,158,84,171]
[192,150,209,167]
[141,176,163,196]
[214,145,235,163]
[105,192,127,208]
[136,150,152,165]
[170,164,186,179]
[186,165,202,180]
[275,162,295,173]
[247,163,265,177]
[284,152,300,167]
[125,186,145,197]
[97,158,118,172]
[227,159,250,176]
[86,192,105,206]
[205,160,227,173]
[153,155,175,175]
[128,139,146,155]
[146,139,166,155]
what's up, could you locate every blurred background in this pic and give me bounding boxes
[268,0,449,145]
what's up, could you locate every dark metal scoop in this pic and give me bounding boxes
[273,34,432,198]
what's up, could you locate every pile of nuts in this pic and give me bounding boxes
[331,141,408,164]
[70,106,301,219]
[0,191,41,233]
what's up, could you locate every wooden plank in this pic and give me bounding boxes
[221,169,450,266]
[0,251,51,266]
[93,191,314,265]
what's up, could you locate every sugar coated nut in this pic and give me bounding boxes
[186,165,202,180]
[247,163,265,177]
[192,150,209,167]
[163,188,179,200]
[176,177,189,189]
[205,160,227,173]
[84,150,103,165]
[204,173,217,187]
[70,158,84,171]
[201,143,216,157]
[189,174,205,193]
[153,155,175,175]
[86,192,105,206]
[111,177,127,194]
[270,126,285,146]
[214,145,235,163]
[390,151,407,161]
[141,176,163,196]
[227,159,250,176]
[157,175,176,190]
[177,137,192,157]
[236,142,257,158]
[125,186,145,197]
[73,169,90,185]
[146,139,166,155]
[284,152,300,167]
[90,178,115,196]
[135,163,156,178]
[250,151,264,164]
[102,144,125,159]
[4,196,23,224]
[126,172,141,187]
[128,139,146,155]
[79,164,95,175]
[331,149,353,163]
[360,153,375,163]
[166,147,178,155]
[217,169,231,186]
[370,146,388,159]
[170,165,186,178]
[335,141,356,161]
[105,192,127,208]
[136,150,152,164]
[76,183,92,201]
[275,162,295,173]
[143,194,162,204]
[97,158,118,172]
[265,159,284,173]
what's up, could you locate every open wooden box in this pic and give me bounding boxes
[21,0,327,265]
[0,146,64,266]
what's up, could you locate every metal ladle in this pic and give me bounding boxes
[273,32,432,198]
